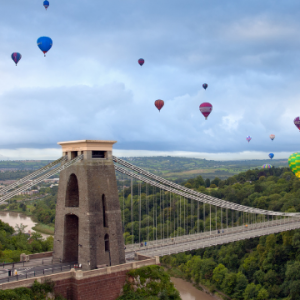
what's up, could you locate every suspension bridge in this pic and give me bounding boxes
[0,142,299,263]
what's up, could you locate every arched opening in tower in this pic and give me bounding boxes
[104,234,110,252]
[63,214,79,263]
[65,174,79,207]
[102,194,108,227]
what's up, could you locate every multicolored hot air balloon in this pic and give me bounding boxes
[202,83,208,90]
[262,164,272,169]
[43,0,49,9]
[288,152,300,178]
[199,102,212,120]
[155,99,164,112]
[246,136,252,143]
[270,134,275,141]
[11,52,22,66]
[37,37,53,56]
[138,58,144,66]
[294,117,300,131]
[269,153,274,159]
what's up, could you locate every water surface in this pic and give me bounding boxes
[0,211,48,239]
[171,277,216,300]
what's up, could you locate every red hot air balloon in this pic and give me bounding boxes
[138,58,144,66]
[202,83,208,90]
[155,99,164,112]
[294,117,300,131]
[199,102,212,120]
[270,134,275,141]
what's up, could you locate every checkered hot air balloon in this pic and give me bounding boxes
[289,152,300,178]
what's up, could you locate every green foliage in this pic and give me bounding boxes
[117,265,180,300]
[0,280,65,299]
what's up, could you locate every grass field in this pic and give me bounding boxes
[32,223,54,235]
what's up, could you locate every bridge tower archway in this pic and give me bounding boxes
[63,214,79,262]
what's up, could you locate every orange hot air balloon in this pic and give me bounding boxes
[155,99,164,112]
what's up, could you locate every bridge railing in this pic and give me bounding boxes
[0,263,77,284]
[125,217,300,253]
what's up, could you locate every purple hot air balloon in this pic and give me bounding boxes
[138,58,144,66]
[246,136,252,143]
[202,83,208,90]
[294,117,300,131]
[11,52,22,66]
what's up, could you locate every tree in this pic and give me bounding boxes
[205,178,210,188]
[212,264,228,288]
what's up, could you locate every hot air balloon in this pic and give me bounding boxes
[262,164,272,169]
[288,152,300,178]
[269,153,274,159]
[202,83,208,90]
[138,58,144,66]
[11,52,22,66]
[37,37,53,56]
[199,102,212,120]
[155,99,164,112]
[43,0,49,9]
[246,136,252,143]
[294,117,300,131]
[270,134,275,141]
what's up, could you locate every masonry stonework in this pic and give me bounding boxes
[53,140,126,270]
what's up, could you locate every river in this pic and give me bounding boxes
[171,277,216,300]
[0,211,49,239]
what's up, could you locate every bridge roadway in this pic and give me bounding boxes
[125,217,300,259]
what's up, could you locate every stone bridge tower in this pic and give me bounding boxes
[53,140,125,270]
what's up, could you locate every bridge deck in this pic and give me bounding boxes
[125,218,300,259]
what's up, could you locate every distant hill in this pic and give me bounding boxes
[121,156,288,180]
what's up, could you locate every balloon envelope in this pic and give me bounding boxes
[288,153,300,178]
[155,99,164,112]
[202,83,208,90]
[246,136,252,142]
[294,117,300,131]
[43,0,49,9]
[199,102,212,120]
[262,164,272,169]
[138,58,144,66]
[270,134,275,141]
[37,37,53,55]
[11,52,22,65]
[269,153,274,159]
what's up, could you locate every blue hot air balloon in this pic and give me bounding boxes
[11,52,22,66]
[269,153,274,159]
[37,37,53,56]
[43,0,49,10]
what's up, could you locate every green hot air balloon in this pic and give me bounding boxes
[288,152,300,178]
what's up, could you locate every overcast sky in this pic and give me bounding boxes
[1,0,300,160]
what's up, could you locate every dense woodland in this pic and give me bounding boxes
[121,166,300,299]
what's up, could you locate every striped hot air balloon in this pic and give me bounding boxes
[270,134,275,141]
[262,164,272,169]
[11,52,22,66]
[199,102,212,120]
